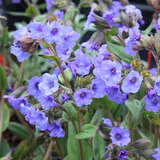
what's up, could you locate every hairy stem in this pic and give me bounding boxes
[43,139,54,160]
[55,138,64,159]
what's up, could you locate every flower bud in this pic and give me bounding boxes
[130,138,152,149]
[147,0,160,11]
[140,35,152,50]
[131,59,140,70]
[120,11,130,27]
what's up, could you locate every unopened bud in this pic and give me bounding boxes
[140,35,152,50]
[120,11,130,27]
[130,138,152,150]
[147,0,160,11]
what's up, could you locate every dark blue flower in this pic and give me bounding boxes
[118,149,128,160]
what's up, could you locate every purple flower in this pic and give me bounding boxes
[12,0,21,3]
[46,0,55,12]
[82,41,100,52]
[124,41,137,56]
[11,41,30,62]
[152,147,160,160]
[150,68,158,76]
[14,25,29,41]
[39,73,59,96]
[73,88,92,107]
[48,121,65,138]
[144,89,160,113]
[110,127,131,147]
[92,45,111,67]
[69,49,92,76]
[90,78,106,98]
[7,95,31,114]
[102,118,113,128]
[106,85,128,105]
[54,10,64,20]
[60,26,80,49]
[28,76,43,99]
[39,95,58,110]
[61,93,69,102]
[85,7,96,30]
[27,22,45,39]
[102,10,115,26]
[154,76,160,96]
[43,21,62,44]
[56,44,73,60]
[118,150,128,160]
[121,71,143,94]
[105,146,110,159]
[94,60,122,87]
[40,44,51,55]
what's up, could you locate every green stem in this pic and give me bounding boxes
[0,90,5,143]
[43,139,54,160]
[129,111,133,142]
[55,138,64,159]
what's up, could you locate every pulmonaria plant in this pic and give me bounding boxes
[4,0,160,159]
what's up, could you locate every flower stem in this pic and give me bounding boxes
[43,139,54,160]
[129,111,133,142]
[55,138,64,159]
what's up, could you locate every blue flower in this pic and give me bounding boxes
[12,0,21,3]
[11,41,30,62]
[27,22,45,39]
[150,68,158,76]
[82,41,100,52]
[46,0,55,12]
[110,127,130,147]
[43,21,62,44]
[28,76,43,99]
[152,147,160,160]
[154,76,160,96]
[73,88,92,107]
[90,78,106,98]
[54,10,64,20]
[102,118,113,128]
[84,7,96,30]
[106,85,128,105]
[48,121,65,138]
[94,60,122,87]
[39,95,58,110]
[39,73,59,96]
[124,41,137,56]
[121,70,143,94]
[69,49,92,76]
[61,93,70,102]
[118,149,128,160]
[144,89,160,113]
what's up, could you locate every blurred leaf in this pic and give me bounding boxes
[64,6,77,21]
[5,11,28,17]
[125,99,145,128]
[0,138,10,158]
[1,27,8,47]
[75,124,97,139]
[39,54,60,62]
[26,5,38,18]
[62,101,77,121]
[33,155,43,160]
[58,68,73,84]
[108,42,131,64]
[143,23,153,35]
[8,122,31,140]
[2,104,10,132]
[0,65,8,90]
[90,108,102,125]
[93,133,106,160]
[67,122,92,160]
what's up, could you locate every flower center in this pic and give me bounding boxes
[80,92,86,98]
[51,28,58,35]
[92,84,97,91]
[130,77,137,83]
[111,67,116,74]
[115,133,122,140]
[153,99,159,105]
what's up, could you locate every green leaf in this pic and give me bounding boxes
[7,122,31,140]
[33,155,43,160]
[93,134,106,160]
[75,124,97,139]
[143,23,153,35]
[39,54,60,62]
[26,5,38,17]
[67,122,92,160]
[110,27,119,36]
[108,42,131,64]
[1,27,9,47]
[2,104,10,132]
[0,65,9,90]
[58,68,73,84]
[125,99,145,128]
[0,138,10,158]
[62,101,77,121]
[64,6,77,21]
[90,108,102,125]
